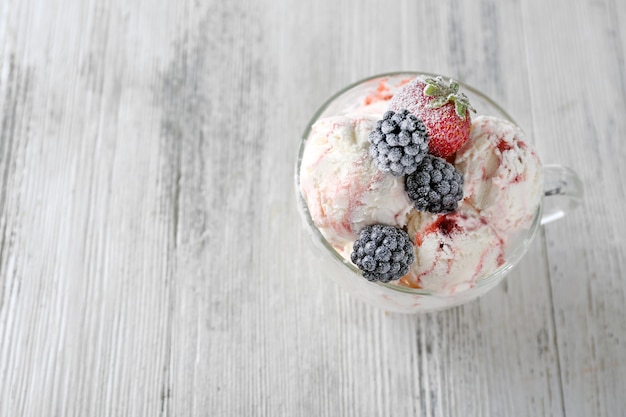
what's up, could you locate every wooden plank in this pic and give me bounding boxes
[0,1,178,416]
[522,0,626,415]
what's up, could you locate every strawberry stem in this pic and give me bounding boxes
[423,76,476,120]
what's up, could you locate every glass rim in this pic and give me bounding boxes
[295,71,542,297]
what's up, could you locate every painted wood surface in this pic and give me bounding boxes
[0,0,624,416]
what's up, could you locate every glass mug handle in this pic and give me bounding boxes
[541,165,584,225]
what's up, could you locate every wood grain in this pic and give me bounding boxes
[0,0,624,416]
[522,0,626,416]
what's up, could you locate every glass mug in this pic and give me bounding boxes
[295,72,583,313]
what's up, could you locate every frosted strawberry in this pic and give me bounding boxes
[390,76,476,158]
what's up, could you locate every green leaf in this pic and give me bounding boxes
[460,93,477,113]
[424,84,441,97]
[429,97,449,109]
[455,101,467,119]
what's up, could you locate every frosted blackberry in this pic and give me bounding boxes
[350,224,415,283]
[405,154,464,213]
[368,109,429,176]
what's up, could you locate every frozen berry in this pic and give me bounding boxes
[368,110,429,176]
[390,76,476,158]
[405,154,464,213]
[351,224,415,282]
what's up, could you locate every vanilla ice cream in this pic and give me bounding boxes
[299,114,414,256]
[455,115,543,238]
[400,203,505,293]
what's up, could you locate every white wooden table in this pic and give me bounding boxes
[1,0,624,416]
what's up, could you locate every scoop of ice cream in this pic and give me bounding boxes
[400,204,505,294]
[299,114,414,255]
[455,115,543,238]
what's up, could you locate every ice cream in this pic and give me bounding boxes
[298,74,543,296]
[401,203,505,293]
[299,114,414,257]
[455,115,543,238]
